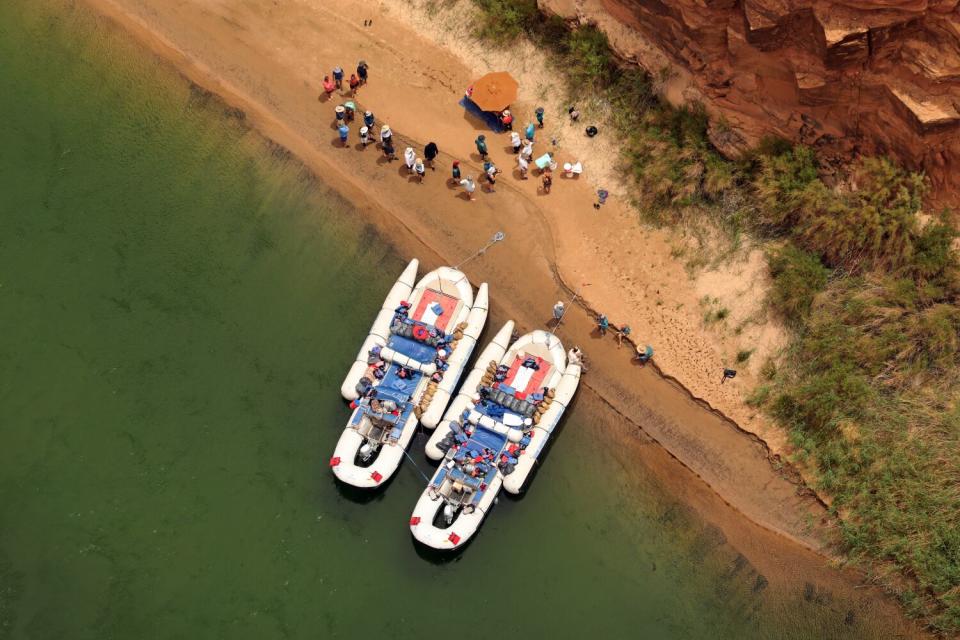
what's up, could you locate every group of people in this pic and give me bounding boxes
[322,60,369,99]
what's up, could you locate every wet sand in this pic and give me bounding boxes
[74,0,926,634]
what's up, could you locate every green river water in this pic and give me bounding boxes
[0,2,908,638]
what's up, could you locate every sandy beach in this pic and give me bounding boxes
[72,0,927,633]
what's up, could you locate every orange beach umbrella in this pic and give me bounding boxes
[469,71,518,112]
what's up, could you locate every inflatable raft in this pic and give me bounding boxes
[332,259,488,488]
[411,325,581,549]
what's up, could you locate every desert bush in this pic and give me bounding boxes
[767,245,829,326]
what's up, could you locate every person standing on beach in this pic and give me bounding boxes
[382,136,396,160]
[535,106,545,129]
[321,75,335,98]
[380,124,392,146]
[414,157,426,183]
[363,110,375,129]
[459,176,476,200]
[518,154,529,180]
[542,168,552,194]
[510,131,522,154]
[404,147,416,174]
[332,66,344,89]
[335,105,345,124]
[451,160,461,185]
[500,109,513,131]
[553,300,565,322]
[338,122,349,147]
[596,313,609,336]
[525,122,536,142]
[359,126,371,147]
[357,60,369,85]
[349,73,360,94]
[475,135,488,160]
[521,140,534,162]
[484,168,497,193]
[424,142,439,170]
[568,106,580,122]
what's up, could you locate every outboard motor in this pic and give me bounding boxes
[359,442,373,461]
[443,504,454,525]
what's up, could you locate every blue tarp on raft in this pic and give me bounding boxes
[388,334,437,363]
[459,97,505,133]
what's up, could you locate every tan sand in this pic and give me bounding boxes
[75,0,926,634]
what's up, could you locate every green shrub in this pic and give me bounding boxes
[767,245,829,325]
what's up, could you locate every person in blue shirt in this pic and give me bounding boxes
[332,66,344,89]
[535,106,545,128]
[617,324,631,348]
[363,110,375,128]
[525,122,535,142]
[597,313,609,336]
[338,123,349,146]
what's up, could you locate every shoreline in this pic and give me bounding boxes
[71,0,927,634]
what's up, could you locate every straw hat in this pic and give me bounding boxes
[335,105,345,113]
[381,124,391,134]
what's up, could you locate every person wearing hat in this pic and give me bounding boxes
[343,103,355,122]
[357,60,369,84]
[363,110,375,128]
[404,147,416,174]
[510,130,522,154]
[451,160,461,185]
[337,122,349,147]
[475,134,488,160]
[535,106,545,128]
[359,126,371,147]
[499,109,513,131]
[334,105,345,123]
[414,157,426,183]
[380,124,392,145]
[552,301,565,322]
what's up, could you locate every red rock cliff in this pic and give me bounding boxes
[542,0,960,202]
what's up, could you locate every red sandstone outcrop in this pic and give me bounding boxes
[541,0,960,203]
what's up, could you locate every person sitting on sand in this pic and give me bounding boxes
[414,157,426,183]
[475,135,488,159]
[636,344,654,365]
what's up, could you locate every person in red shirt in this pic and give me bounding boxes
[321,75,335,99]
[499,109,513,131]
[349,73,360,94]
